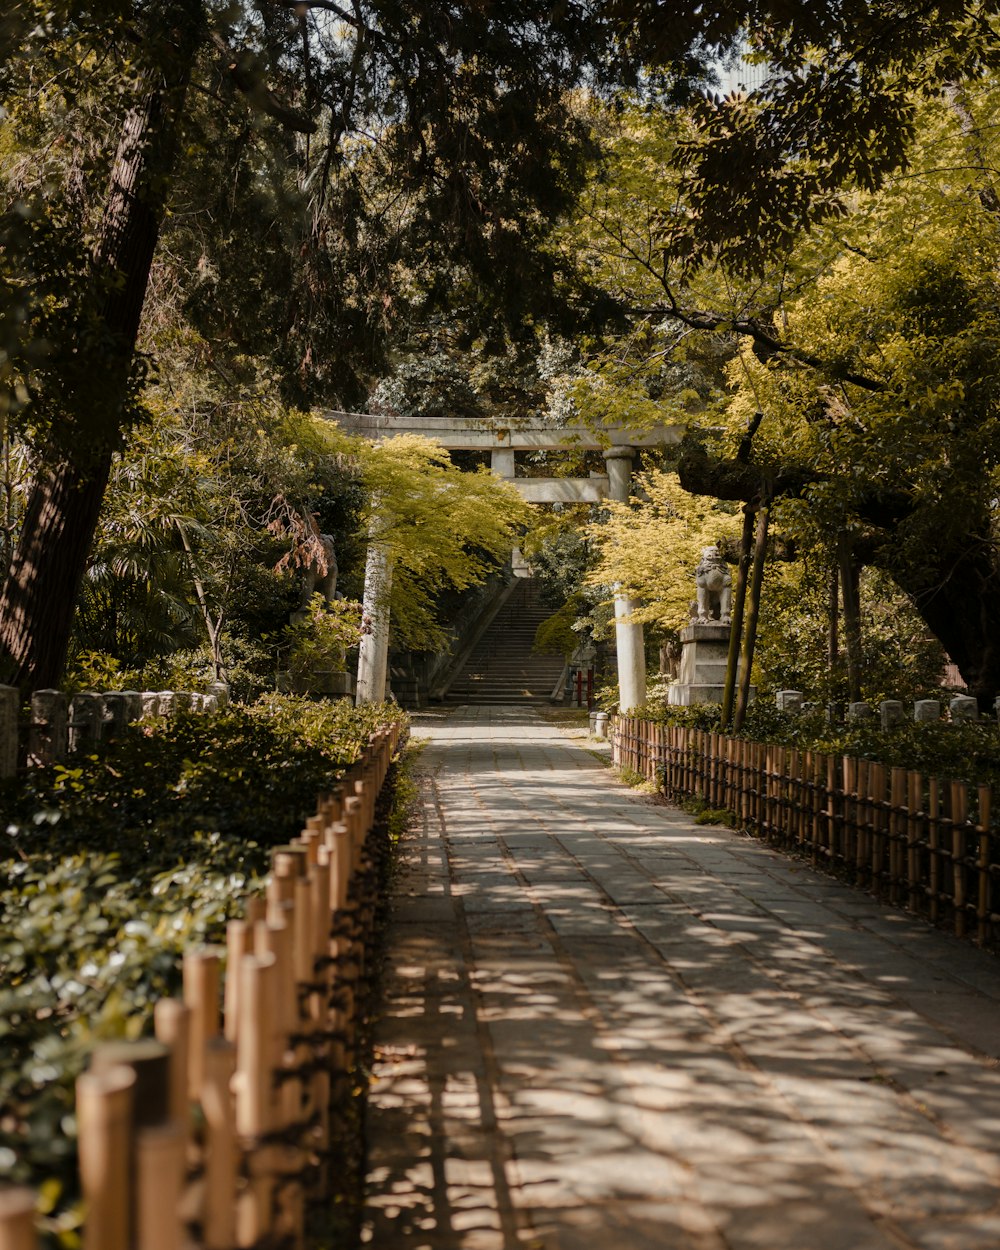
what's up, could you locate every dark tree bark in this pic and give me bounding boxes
[721,502,755,728]
[677,438,1000,709]
[828,564,839,677]
[837,537,863,704]
[733,499,769,732]
[0,0,204,690]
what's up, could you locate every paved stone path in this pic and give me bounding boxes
[362,706,1000,1250]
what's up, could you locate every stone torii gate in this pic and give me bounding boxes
[325,412,680,712]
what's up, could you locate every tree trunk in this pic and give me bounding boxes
[895,528,1000,713]
[734,498,770,732]
[721,502,755,728]
[678,442,1000,710]
[837,537,863,703]
[0,0,203,691]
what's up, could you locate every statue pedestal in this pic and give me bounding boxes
[668,623,754,706]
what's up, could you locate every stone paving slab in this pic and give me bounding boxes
[362,706,1000,1250]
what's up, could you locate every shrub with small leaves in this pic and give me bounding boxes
[0,694,407,1243]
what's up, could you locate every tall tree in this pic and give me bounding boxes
[0,1,622,689]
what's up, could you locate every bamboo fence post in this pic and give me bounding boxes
[865,763,879,892]
[153,998,190,1133]
[906,771,922,914]
[929,777,941,924]
[856,759,870,883]
[977,785,992,946]
[325,822,351,913]
[0,1190,36,1250]
[293,875,314,986]
[841,757,855,872]
[234,953,274,1140]
[825,753,837,864]
[77,1065,135,1250]
[343,795,364,874]
[895,765,910,905]
[225,919,251,1044]
[951,780,968,938]
[234,953,276,1250]
[183,949,222,1105]
[788,748,801,847]
[135,1123,185,1250]
[201,1038,238,1250]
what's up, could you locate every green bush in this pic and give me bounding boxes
[627,700,1000,790]
[0,695,407,1241]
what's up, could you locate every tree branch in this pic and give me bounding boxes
[637,295,886,392]
[211,33,318,134]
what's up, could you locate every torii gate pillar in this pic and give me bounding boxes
[604,447,646,712]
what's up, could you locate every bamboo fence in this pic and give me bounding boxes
[0,721,405,1250]
[612,715,998,947]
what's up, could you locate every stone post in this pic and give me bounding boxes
[775,690,803,714]
[357,531,395,705]
[490,447,515,479]
[603,446,646,712]
[141,692,161,718]
[950,695,978,723]
[847,701,873,722]
[30,690,69,764]
[103,693,129,738]
[0,685,18,779]
[879,700,905,730]
[913,699,941,723]
[120,691,143,724]
[207,682,230,710]
[70,692,106,752]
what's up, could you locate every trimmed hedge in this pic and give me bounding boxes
[633,699,1000,791]
[0,695,407,1244]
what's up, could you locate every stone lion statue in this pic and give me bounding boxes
[298,532,339,609]
[694,544,732,624]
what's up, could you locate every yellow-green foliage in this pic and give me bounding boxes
[534,598,582,658]
[316,425,531,649]
[585,469,741,633]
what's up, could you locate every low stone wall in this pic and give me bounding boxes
[0,682,231,778]
[773,689,988,726]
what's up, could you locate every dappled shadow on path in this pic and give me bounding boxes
[363,705,1000,1250]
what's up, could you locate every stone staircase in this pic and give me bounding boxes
[444,579,566,705]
